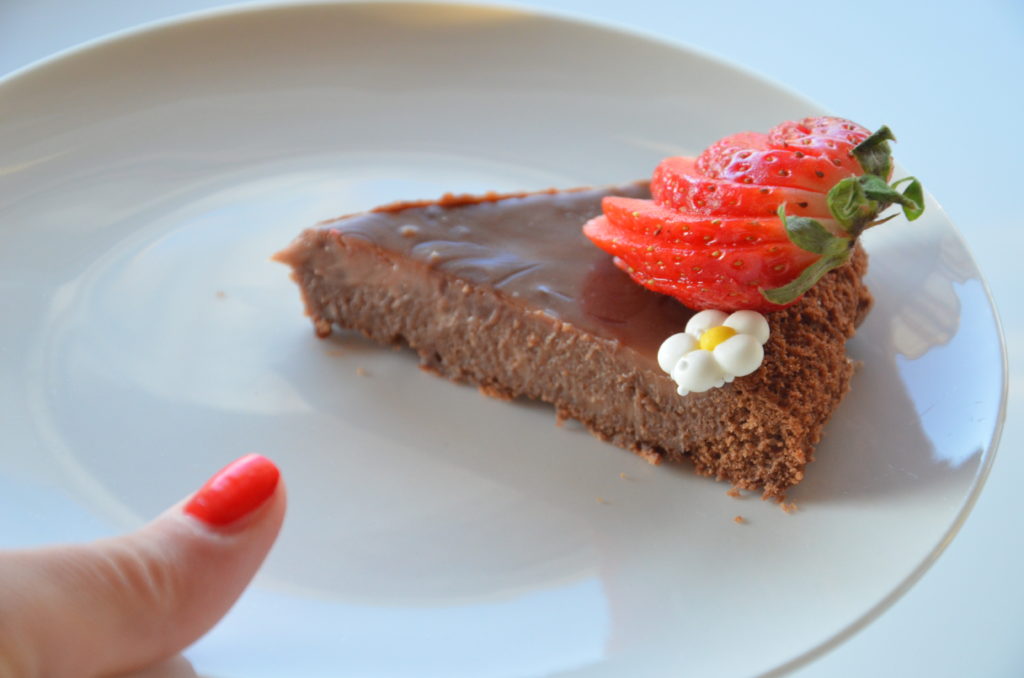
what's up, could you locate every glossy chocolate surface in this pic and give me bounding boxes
[322,184,695,362]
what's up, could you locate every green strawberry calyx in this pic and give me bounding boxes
[762,126,924,306]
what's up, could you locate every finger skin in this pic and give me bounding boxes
[0,482,285,678]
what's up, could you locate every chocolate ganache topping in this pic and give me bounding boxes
[317,184,695,363]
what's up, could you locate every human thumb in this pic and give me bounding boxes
[0,454,286,678]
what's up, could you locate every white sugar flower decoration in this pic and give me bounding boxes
[657,309,770,396]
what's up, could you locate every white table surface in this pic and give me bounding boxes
[2,1,1020,676]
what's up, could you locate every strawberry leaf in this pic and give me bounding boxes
[865,212,900,229]
[828,171,927,236]
[761,247,852,306]
[861,175,925,223]
[893,177,925,221]
[827,177,877,233]
[776,204,836,254]
[852,125,896,178]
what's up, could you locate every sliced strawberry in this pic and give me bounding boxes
[696,147,860,193]
[602,196,793,247]
[583,203,822,311]
[584,116,923,312]
[767,116,872,176]
[651,156,831,218]
[593,202,822,285]
[695,131,772,176]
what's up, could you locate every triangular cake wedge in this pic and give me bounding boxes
[274,184,872,499]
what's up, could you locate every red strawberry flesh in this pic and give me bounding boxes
[767,116,871,176]
[697,147,860,193]
[651,156,832,218]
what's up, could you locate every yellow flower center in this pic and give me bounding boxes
[699,325,737,351]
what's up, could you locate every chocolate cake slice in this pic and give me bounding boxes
[275,184,872,499]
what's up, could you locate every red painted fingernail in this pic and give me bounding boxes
[184,454,280,526]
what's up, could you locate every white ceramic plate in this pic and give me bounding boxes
[0,3,1006,677]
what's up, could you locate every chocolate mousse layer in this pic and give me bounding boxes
[275,185,872,498]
